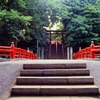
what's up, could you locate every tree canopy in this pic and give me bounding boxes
[63,0,100,51]
[0,0,66,47]
[0,0,100,52]
[0,0,33,46]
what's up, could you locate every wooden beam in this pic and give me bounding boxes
[46,30,66,33]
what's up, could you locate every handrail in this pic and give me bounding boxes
[73,42,100,59]
[0,42,37,59]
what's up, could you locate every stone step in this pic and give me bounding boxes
[23,63,86,69]
[11,85,99,96]
[6,96,100,100]
[20,69,90,76]
[16,76,94,85]
[9,63,99,97]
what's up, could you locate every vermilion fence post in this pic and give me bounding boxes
[90,41,95,59]
[10,42,15,59]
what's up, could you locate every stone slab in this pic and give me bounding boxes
[11,85,99,96]
[12,86,41,96]
[40,85,99,96]
[16,76,94,85]
[20,69,90,76]
[6,96,100,100]
[23,63,86,69]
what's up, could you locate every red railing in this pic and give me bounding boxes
[73,41,100,59]
[0,42,37,59]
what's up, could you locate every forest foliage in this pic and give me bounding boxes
[0,0,100,52]
[63,0,100,51]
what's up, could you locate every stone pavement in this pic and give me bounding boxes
[7,96,100,100]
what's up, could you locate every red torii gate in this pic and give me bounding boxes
[46,30,66,44]
[46,30,66,59]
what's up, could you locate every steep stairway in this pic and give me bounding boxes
[48,44,66,59]
[10,63,99,96]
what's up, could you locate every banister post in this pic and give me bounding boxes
[79,47,81,50]
[90,41,95,59]
[79,47,81,59]
[27,47,30,59]
[27,47,29,52]
[10,42,15,59]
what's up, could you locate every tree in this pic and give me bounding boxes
[63,0,100,52]
[26,0,68,46]
[0,0,33,46]
[83,4,100,44]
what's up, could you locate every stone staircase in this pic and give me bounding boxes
[10,63,99,96]
[48,44,66,59]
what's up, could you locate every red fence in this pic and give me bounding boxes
[0,42,37,59]
[73,42,100,59]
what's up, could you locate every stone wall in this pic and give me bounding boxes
[87,61,100,93]
[0,63,23,100]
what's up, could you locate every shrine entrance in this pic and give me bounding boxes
[46,30,67,59]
